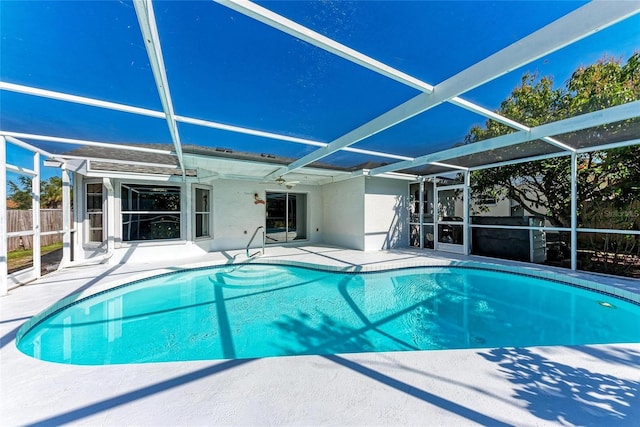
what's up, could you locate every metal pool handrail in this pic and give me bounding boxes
[246,226,265,258]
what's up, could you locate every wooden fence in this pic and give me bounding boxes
[6,209,74,251]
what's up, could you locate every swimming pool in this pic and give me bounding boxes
[16,264,640,365]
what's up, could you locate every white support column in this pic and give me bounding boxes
[104,178,116,254]
[464,171,471,256]
[433,179,439,247]
[1,136,8,295]
[418,177,424,249]
[570,152,578,271]
[185,181,193,242]
[73,174,82,261]
[32,152,41,279]
[61,167,71,267]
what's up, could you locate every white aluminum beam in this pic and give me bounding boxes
[5,135,55,158]
[430,162,469,172]
[220,0,578,158]
[219,0,577,159]
[435,1,640,108]
[177,115,413,160]
[258,0,639,179]
[317,170,365,186]
[371,100,640,175]
[0,74,561,165]
[32,152,41,280]
[468,150,570,172]
[216,0,434,93]
[61,168,71,267]
[418,178,424,248]
[0,82,165,119]
[449,98,575,152]
[1,83,411,163]
[104,178,116,253]
[264,91,432,180]
[216,1,578,155]
[576,138,640,154]
[0,131,174,155]
[85,170,174,182]
[345,146,412,161]
[468,137,640,172]
[578,228,640,236]
[6,164,37,177]
[570,152,578,270]
[0,136,8,295]
[133,0,185,173]
[62,155,178,170]
[365,170,418,181]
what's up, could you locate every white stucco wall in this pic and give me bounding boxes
[321,177,365,250]
[79,177,324,264]
[73,172,409,263]
[209,180,323,252]
[364,177,409,251]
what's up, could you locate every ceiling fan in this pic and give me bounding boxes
[274,176,299,189]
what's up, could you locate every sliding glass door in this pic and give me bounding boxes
[265,192,307,243]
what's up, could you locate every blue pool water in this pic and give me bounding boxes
[17,264,640,365]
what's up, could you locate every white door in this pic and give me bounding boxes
[435,184,467,254]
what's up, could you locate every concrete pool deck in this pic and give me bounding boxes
[2,246,639,426]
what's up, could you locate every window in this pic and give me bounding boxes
[86,182,104,243]
[121,184,181,241]
[266,192,307,243]
[194,187,211,239]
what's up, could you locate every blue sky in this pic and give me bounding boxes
[2,0,639,188]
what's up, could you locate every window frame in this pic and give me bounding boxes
[119,182,183,243]
[193,185,212,240]
[84,180,105,244]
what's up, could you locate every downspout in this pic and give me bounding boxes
[60,167,72,267]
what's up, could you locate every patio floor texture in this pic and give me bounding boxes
[1,246,639,426]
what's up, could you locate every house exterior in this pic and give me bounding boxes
[64,145,412,266]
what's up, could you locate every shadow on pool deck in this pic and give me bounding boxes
[479,347,640,426]
[22,359,256,427]
[325,354,513,426]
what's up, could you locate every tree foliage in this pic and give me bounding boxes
[41,176,63,208]
[8,176,34,210]
[8,176,66,209]
[467,53,640,228]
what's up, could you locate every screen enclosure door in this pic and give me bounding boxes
[435,185,467,254]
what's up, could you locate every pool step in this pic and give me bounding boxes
[210,265,293,288]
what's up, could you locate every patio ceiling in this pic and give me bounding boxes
[1,0,639,182]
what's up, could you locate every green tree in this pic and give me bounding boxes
[467,53,640,228]
[7,176,33,210]
[41,176,63,208]
[8,176,66,209]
